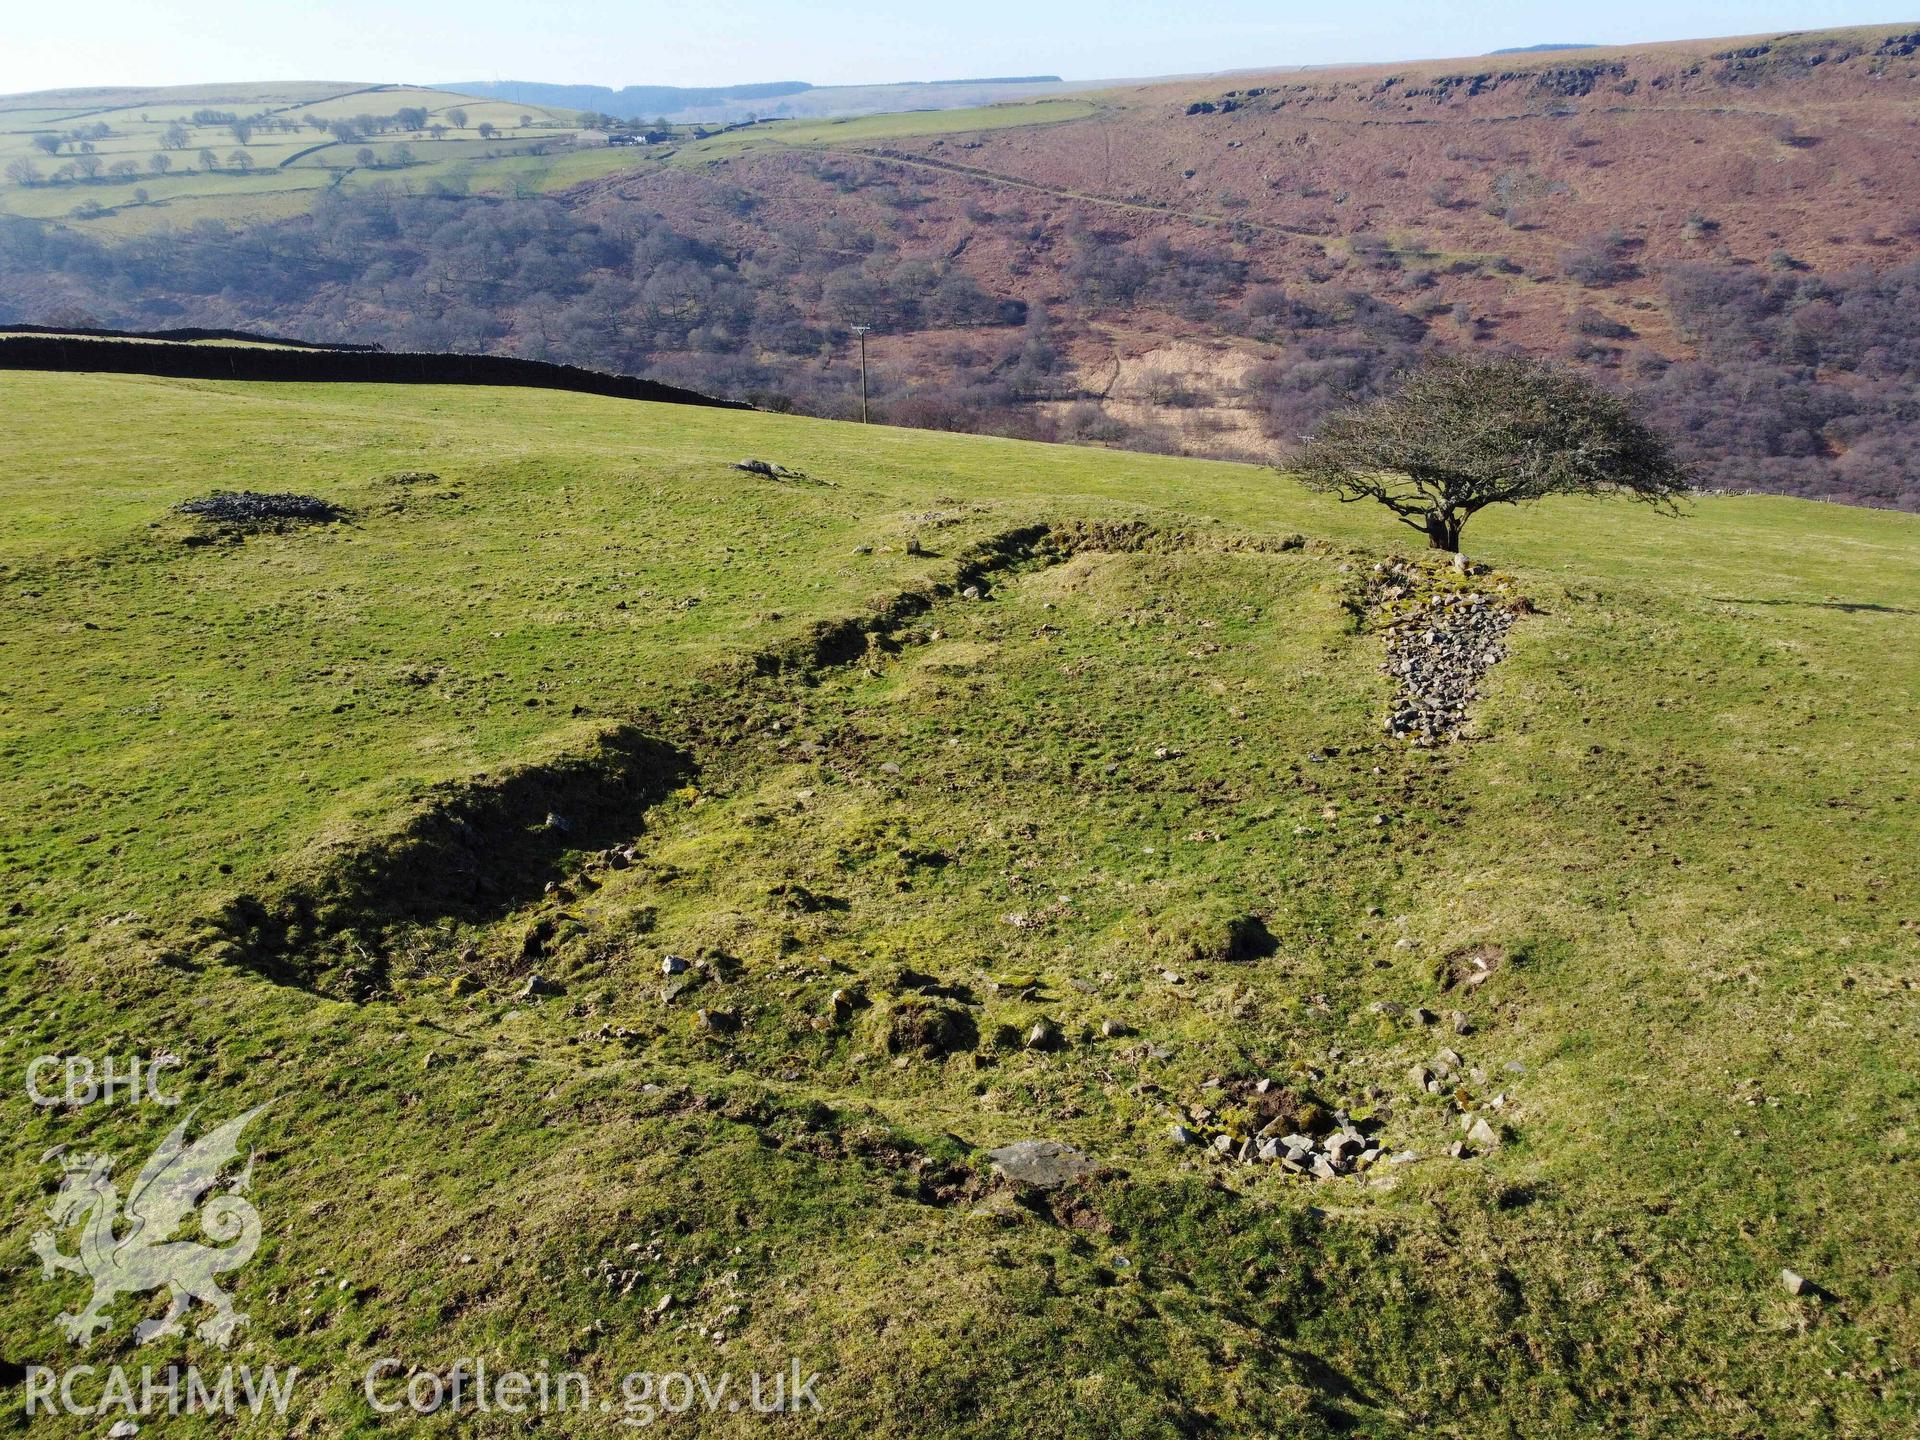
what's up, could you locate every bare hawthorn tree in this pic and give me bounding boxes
[1291,355,1691,552]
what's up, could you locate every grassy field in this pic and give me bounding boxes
[0,82,605,231]
[677,97,1102,162]
[2,371,1917,1436]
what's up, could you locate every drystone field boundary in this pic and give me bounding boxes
[0,332,751,409]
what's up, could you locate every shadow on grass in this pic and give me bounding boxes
[206,724,690,994]
[1716,596,1915,615]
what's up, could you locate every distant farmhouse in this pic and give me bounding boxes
[574,129,663,147]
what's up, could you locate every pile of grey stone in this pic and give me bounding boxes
[1170,1106,1393,1180]
[175,490,340,526]
[1369,558,1521,745]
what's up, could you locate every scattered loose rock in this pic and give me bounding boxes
[1025,1018,1064,1052]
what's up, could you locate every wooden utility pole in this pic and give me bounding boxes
[852,322,875,422]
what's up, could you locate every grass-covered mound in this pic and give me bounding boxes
[2,373,1916,1436]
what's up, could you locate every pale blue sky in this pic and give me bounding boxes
[4,0,1911,95]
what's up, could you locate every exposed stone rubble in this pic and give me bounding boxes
[1407,1041,1511,1160]
[1365,556,1526,745]
[1170,1111,1388,1179]
[1168,1027,1518,1177]
[174,490,341,526]
[1166,1078,1391,1180]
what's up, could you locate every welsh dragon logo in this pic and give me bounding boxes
[31,1105,268,1348]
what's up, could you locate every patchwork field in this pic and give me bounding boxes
[2,371,1917,1435]
[0,82,616,231]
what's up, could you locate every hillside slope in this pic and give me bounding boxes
[581,24,1920,498]
[5,26,1917,508]
[3,373,1917,1436]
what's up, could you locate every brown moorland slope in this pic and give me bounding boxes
[569,25,1920,496]
[940,27,1920,290]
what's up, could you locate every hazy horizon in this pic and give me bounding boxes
[3,0,1914,98]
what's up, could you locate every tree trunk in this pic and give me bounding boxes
[1425,513,1462,552]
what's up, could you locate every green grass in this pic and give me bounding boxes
[677,97,1100,163]
[0,82,594,231]
[2,371,1917,1436]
